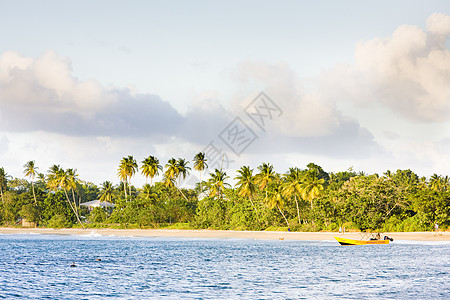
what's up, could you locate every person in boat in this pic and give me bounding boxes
[383,235,394,241]
[369,232,382,240]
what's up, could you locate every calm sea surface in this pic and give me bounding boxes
[0,233,449,299]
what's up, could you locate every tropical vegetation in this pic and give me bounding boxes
[0,154,448,232]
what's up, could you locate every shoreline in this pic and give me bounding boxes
[0,228,449,241]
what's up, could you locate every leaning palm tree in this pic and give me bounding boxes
[235,166,258,213]
[282,167,303,224]
[164,158,188,200]
[176,158,191,187]
[208,169,230,200]
[117,156,138,199]
[267,180,290,227]
[66,168,80,209]
[254,162,276,199]
[46,165,84,228]
[23,161,39,204]
[164,158,179,184]
[162,173,176,188]
[193,152,208,193]
[141,156,162,185]
[99,181,113,205]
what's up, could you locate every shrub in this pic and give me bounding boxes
[46,214,71,228]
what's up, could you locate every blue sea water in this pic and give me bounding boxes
[0,233,449,299]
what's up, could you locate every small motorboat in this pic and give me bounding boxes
[335,234,393,245]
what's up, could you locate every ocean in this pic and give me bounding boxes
[0,233,449,299]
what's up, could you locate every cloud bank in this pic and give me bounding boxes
[0,13,449,183]
[0,50,236,144]
[326,13,450,122]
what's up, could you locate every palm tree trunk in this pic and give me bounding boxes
[295,195,301,224]
[71,189,78,214]
[248,197,261,222]
[31,181,37,204]
[63,188,84,228]
[128,176,132,199]
[176,186,189,201]
[277,205,289,227]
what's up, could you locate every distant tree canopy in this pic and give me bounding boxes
[1,158,449,232]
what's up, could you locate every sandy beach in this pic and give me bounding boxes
[0,227,449,241]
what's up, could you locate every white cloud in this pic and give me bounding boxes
[0,50,183,137]
[427,12,450,36]
[328,13,450,122]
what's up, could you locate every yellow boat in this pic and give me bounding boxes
[334,236,391,245]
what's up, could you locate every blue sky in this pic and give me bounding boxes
[1,0,449,186]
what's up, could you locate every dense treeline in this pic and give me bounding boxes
[0,155,449,232]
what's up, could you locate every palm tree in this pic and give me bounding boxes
[300,170,325,210]
[99,181,113,205]
[441,176,449,192]
[117,156,138,199]
[46,165,62,191]
[164,158,188,200]
[141,183,157,201]
[383,170,393,180]
[418,176,428,190]
[176,158,191,187]
[267,180,290,227]
[141,156,162,185]
[66,168,80,208]
[162,174,176,188]
[255,162,276,199]
[46,165,84,228]
[23,161,39,204]
[193,152,208,193]
[282,167,303,224]
[208,169,230,200]
[0,167,12,203]
[117,166,128,198]
[164,158,179,186]
[235,166,258,213]
[429,174,441,191]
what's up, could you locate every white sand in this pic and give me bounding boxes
[1,228,449,241]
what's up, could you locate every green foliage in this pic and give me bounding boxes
[41,192,75,224]
[46,214,71,228]
[411,189,450,229]
[1,162,449,232]
[19,204,40,224]
[225,196,261,231]
[89,207,108,223]
[194,197,226,229]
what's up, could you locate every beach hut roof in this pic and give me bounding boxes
[80,200,115,208]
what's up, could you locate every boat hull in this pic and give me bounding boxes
[334,236,389,245]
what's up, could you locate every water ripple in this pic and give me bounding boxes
[0,235,449,299]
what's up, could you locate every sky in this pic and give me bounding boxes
[1,0,449,187]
